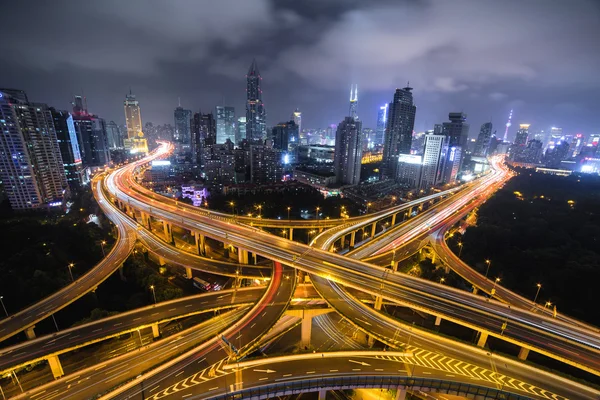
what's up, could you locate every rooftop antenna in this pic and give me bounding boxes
[178,97,181,107]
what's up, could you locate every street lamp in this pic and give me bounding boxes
[545,301,552,309]
[366,202,372,214]
[150,285,157,304]
[287,206,291,221]
[484,259,491,277]
[229,201,235,216]
[533,283,542,305]
[457,242,463,258]
[67,263,75,282]
[491,277,500,295]
[257,205,262,219]
[439,277,446,284]
[0,296,8,317]
[100,240,107,257]
[315,207,320,221]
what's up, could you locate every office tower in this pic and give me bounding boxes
[0,89,68,209]
[203,139,236,188]
[349,84,358,119]
[246,59,266,141]
[520,139,544,164]
[71,96,111,167]
[174,105,192,150]
[272,121,299,152]
[50,108,85,191]
[440,112,469,183]
[375,104,388,146]
[474,122,493,157]
[382,85,416,178]
[397,154,422,188]
[215,106,235,144]
[548,127,563,148]
[545,141,570,168]
[105,121,123,149]
[292,108,302,135]
[249,143,282,184]
[193,112,216,167]
[419,133,449,190]
[514,124,529,146]
[570,133,585,157]
[236,116,247,145]
[334,116,363,186]
[123,90,148,154]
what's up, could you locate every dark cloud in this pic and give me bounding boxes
[0,0,598,137]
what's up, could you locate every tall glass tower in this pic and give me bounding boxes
[245,59,266,142]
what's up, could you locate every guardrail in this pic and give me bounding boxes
[207,375,533,400]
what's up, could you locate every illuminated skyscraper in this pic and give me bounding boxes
[0,89,68,209]
[105,121,123,149]
[419,133,449,190]
[514,124,530,146]
[246,59,266,142]
[216,106,236,144]
[123,90,148,154]
[292,108,302,134]
[474,122,493,157]
[382,85,416,178]
[334,116,363,186]
[349,84,358,120]
[440,112,469,183]
[375,104,388,146]
[51,108,85,191]
[72,95,111,167]
[236,116,247,145]
[174,105,192,149]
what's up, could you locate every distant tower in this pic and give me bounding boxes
[292,108,302,134]
[349,84,358,119]
[124,89,143,139]
[382,85,416,178]
[503,109,513,142]
[246,59,266,142]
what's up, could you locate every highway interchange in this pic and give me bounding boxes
[1,142,600,400]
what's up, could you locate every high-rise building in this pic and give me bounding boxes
[105,121,123,149]
[236,116,247,145]
[271,121,299,152]
[193,112,216,167]
[382,86,416,178]
[215,106,235,144]
[174,106,192,150]
[419,133,449,190]
[0,89,68,209]
[514,124,530,146]
[71,96,111,167]
[397,154,422,188]
[249,143,282,184]
[440,112,469,183]
[349,84,358,120]
[474,122,493,157]
[246,59,266,141]
[292,108,302,135]
[50,108,85,191]
[334,116,363,186]
[375,104,388,146]
[123,90,148,154]
[548,127,563,148]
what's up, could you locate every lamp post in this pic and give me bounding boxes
[316,207,320,221]
[533,283,542,305]
[491,277,500,296]
[287,207,291,221]
[67,263,75,282]
[257,205,262,219]
[229,201,235,216]
[439,277,446,284]
[457,242,463,258]
[367,202,372,214]
[150,285,157,304]
[100,240,107,257]
[0,296,8,317]
[484,259,491,278]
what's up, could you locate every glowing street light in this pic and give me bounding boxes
[0,296,8,317]
[150,285,157,304]
[316,207,320,221]
[491,277,501,296]
[100,240,107,257]
[366,202,372,214]
[67,263,75,282]
[287,206,291,221]
[229,201,235,215]
[457,242,463,257]
[484,259,491,277]
[533,283,542,305]
[439,277,446,284]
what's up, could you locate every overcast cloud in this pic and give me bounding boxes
[1,0,598,138]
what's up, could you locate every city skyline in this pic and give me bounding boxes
[0,1,598,137]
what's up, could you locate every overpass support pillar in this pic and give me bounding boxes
[430,252,436,264]
[252,252,257,265]
[25,326,36,340]
[47,355,64,379]
[472,286,479,295]
[152,323,160,338]
[194,232,206,255]
[238,249,248,264]
[391,213,397,226]
[185,267,193,279]
[435,316,442,326]
[289,228,293,241]
[476,331,488,347]
[395,387,406,400]
[518,347,530,360]
[350,231,356,248]
[374,296,383,311]
[371,222,377,238]
[318,389,327,400]
[301,315,312,349]
[141,212,151,230]
[163,221,174,244]
[158,256,166,266]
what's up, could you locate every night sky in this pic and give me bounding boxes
[1,0,599,139]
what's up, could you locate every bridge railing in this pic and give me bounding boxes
[208,375,533,400]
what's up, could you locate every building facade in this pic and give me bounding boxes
[216,106,235,145]
[50,108,85,191]
[474,122,493,157]
[382,86,416,178]
[123,90,148,154]
[419,133,449,190]
[245,60,266,142]
[334,116,363,186]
